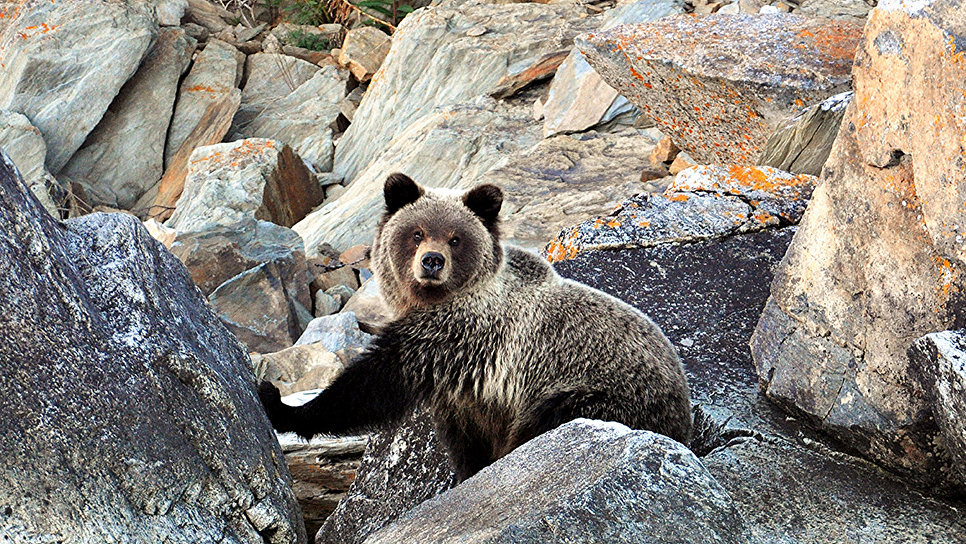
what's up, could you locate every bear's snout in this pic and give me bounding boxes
[421,252,445,277]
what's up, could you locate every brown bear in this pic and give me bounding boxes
[259,173,692,482]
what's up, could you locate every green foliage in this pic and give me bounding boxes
[279,0,333,25]
[287,29,333,51]
[270,0,414,28]
[355,0,414,26]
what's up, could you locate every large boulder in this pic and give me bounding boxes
[576,13,859,166]
[750,0,966,489]
[0,149,305,543]
[758,91,852,176]
[166,139,324,233]
[541,0,684,138]
[366,420,750,544]
[0,0,157,173]
[332,0,597,184]
[0,109,58,215]
[60,27,196,209]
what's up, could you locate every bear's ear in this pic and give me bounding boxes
[384,173,423,216]
[463,184,502,227]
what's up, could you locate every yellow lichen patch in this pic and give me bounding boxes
[933,255,959,301]
[592,218,605,229]
[18,22,58,40]
[668,193,689,202]
[606,219,621,228]
[638,221,651,227]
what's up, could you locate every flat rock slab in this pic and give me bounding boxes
[0,149,305,543]
[910,330,966,481]
[576,13,860,165]
[366,420,751,544]
[545,165,815,260]
[750,1,966,489]
[758,91,851,176]
[0,0,157,173]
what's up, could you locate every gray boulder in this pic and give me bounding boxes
[0,110,58,215]
[759,91,852,176]
[0,149,305,543]
[910,330,966,481]
[366,420,751,544]
[296,312,374,353]
[0,0,157,173]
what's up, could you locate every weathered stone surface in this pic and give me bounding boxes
[910,331,966,481]
[145,91,241,220]
[317,410,455,544]
[156,0,188,26]
[272,23,344,48]
[185,0,232,32]
[295,312,374,353]
[798,0,873,21]
[342,278,393,332]
[758,91,851,176]
[0,110,58,215]
[315,290,341,317]
[165,39,245,166]
[61,28,196,209]
[166,139,324,233]
[545,165,815,261]
[750,1,966,489]
[229,55,348,173]
[477,127,665,249]
[0,149,305,543]
[542,0,683,138]
[296,97,542,254]
[577,13,859,165]
[251,343,345,396]
[338,26,391,82]
[333,0,597,184]
[368,420,750,544]
[0,0,157,173]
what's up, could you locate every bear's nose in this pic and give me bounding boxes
[421,252,445,276]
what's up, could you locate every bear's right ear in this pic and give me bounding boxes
[384,173,423,216]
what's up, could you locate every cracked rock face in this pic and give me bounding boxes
[0,150,306,543]
[750,0,966,491]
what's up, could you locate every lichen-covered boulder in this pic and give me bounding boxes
[0,149,305,543]
[576,13,859,166]
[750,0,966,490]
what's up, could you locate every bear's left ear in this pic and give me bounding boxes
[384,173,423,216]
[463,184,502,227]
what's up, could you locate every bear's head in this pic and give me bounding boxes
[372,173,504,314]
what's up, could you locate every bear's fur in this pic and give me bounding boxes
[259,173,692,481]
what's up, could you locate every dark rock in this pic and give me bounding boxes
[910,330,966,481]
[366,420,751,544]
[0,150,305,542]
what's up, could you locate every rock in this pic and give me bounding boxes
[185,0,233,32]
[798,0,873,21]
[310,262,360,292]
[156,0,188,25]
[183,21,209,42]
[252,343,346,396]
[340,87,365,122]
[650,134,680,164]
[488,49,570,100]
[342,278,393,332]
[910,331,966,481]
[476,127,666,249]
[144,90,241,220]
[315,290,342,317]
[668,150,695,175]
[164,39,245,167]
[144,217,178,249]
[282,44,332,66]
[750,0,966,490]
[333,0,597,184]
[545,164,815,260]
[229,54,348,173]
[0,149,305,543]
[0,0,157,173]
[317,410,455,544]
[0,110,58,215]
[165,139,324,233]
[326,284,357,308]
[339,244,370,266]
[758,91,851,176]
[295,312,374,353]
[272,23,345,49]
[577,13,860,166]
[366,420,750,544]
[338,26,392,82]
[296,97,542,253]
[541,0,684,138]
[61,28,196,209]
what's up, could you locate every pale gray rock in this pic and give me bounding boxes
[315,290,342,317]
[909,330,966,481]
[478,127,665,249]
[338,26,392,82]
[185,0,232,32]
[296,312,374,353]
[759,91,852,176]
[156,0,189,25]
[165,39,245,166]
[366,420,751,544]
[165,139,323,233]
[342,278,393,332]
[228,57,348,173]
[295,97,542,254]
[542,0,684,138]
[332,0,597,184]
[798,0,873,20]
[251,343,346,396]
[61,28,196,209]
[0,110,58,215]
[0,149,305,543]
[0,0,157,173]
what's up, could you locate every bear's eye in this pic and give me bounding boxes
[449,237,460,247]
[413,230,423,242]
